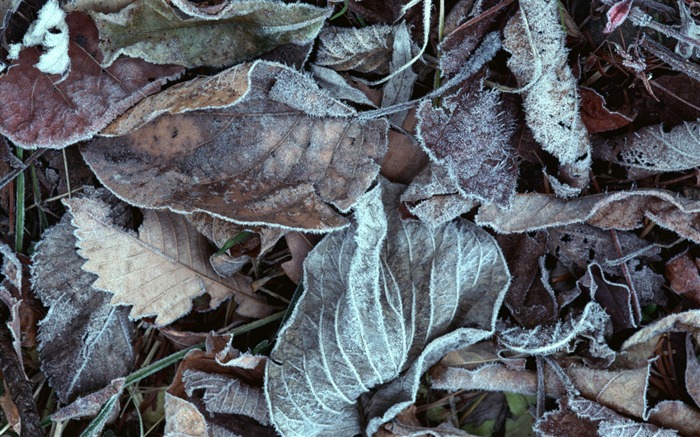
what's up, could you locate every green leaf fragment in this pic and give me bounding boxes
[92,0,330,68]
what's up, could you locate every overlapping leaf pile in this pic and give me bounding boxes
[1,0,700,435]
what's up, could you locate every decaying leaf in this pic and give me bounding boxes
[65,195,270,326]
[83,60,388,231]
[316,24,394,74]
[666,251,700,304]
[503,0,591,196]
[477,189,700,243]
[32,211,134,403]
[265,179,511,436]
[579,86,633,134]
[417,79,517,206]
[594,120,700,177]
[50,378,125,421]
[381,22,416,126]
[310,65,377,107]
[0,12,183,149]
[164,393,210,437]
[92,0,329,68]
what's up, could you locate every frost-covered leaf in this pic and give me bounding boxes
[477,189,700,243]
[51,378,124,421]
[666,251,700,304]
[83,61,387,231]
[65,196,270,326]
[31,211,134,403]
[603,0,634,34]
[9,0,69,75]
[503,0,591,196]
[417,79,517,206]
[316,24,394,74]
[310,65,376,107]
[92,0,329,68]
[381,21,416,126]
[183,370,269,425]
[567,364,649,419]
[265,179,511,437]
[164,393,210,437]
[0,12,182,149]
[594,120,700,176]
[402,163,477,226]
[579,86,633,134]
[622,310,700,350]
[498,302,611,356]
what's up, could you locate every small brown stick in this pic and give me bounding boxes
[0,302,42,437]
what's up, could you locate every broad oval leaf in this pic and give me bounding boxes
[265,180,510,436]
[65,196,272,326]
[82,61,388,231]
[0,12,183,149]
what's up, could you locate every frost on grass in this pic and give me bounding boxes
[91,0,329,68]
[82,61,387,232]
[31,198,134,403]
[316,24,395,74]
[265,179,510,437]
[417,79,517,207]
[0,12,183,149]
[503,0,591,197]
[594,120,700,178]
[65,195,273,326]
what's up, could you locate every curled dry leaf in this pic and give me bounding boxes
[65,195,271,326]
[31,214,134,403]
[92,0,329,68]
[265,179,511,436]
[316,24,395,74]
[503,0,591,196]
[83,61,388,231]
[0,12,183,149]
[477,189,700,243]
[594,120,700,176]
[417,79,517,206]
[579,87,633,134]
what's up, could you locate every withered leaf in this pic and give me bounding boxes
[265,180,511,436]
[417,80,517,206]
[477,189,700,243]
[666,251,700,304]
[316,24,394,74]
[0,12,183,149]
[31,213,134,403]
[594,120,700,176]
[65,195,269,326]
[579,87,633,134]
[83,61,387,231]
[92,0,329,69]
[503,0,591,196]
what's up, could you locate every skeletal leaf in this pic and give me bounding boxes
[594,120,700,176]
[503,0,591,196]
[0,12,182,149]
[31,214,134,403]
[477,189,700,243]
[417,79,517,206]
[92,0,329,68]
[316,24,394,74]
[83,61,387,231]
[65,196,269,326]
[265,179,511,436]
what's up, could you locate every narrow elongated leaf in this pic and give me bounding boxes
[503,0,591,196]
[92,0,329,68]
[65,196,271,326]
[83,61,388,231]
[32,213,134,403]
[316,24,394,73]
[265,179,510,436]
[0,13,183,149]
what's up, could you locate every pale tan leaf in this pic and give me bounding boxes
[622,311,700,350]
[164,393,209,437]
[65,196,271,326]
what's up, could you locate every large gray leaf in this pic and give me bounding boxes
[31,202,134,403]
[265,179,510,436]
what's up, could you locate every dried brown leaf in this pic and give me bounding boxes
[0,13,182,149]
[65,196,270,326]
[666,251,700,304]
[579,87,633,134]
[316,24,394,74]
[83,61,387,231]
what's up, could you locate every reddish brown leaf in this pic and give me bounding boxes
[666,251,700,304]
[579,87,633,134]
[0,13,183,149]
